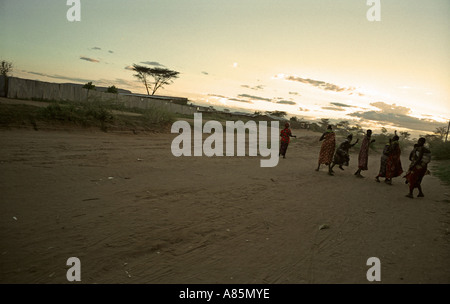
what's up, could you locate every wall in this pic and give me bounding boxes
[5,77,197,115]
[0,75,6,97]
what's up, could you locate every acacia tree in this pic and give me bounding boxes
[132,64,151,95]
[132,64,180,95]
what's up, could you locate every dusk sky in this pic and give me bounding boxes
[0,0,449,137]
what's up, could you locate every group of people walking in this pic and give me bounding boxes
[279,122,431,199]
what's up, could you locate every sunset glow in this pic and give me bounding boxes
[0,0,448,137]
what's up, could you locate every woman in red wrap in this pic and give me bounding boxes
[279,122,296,159]
[404,138,431,198]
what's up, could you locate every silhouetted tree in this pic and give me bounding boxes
[132,64,151,95]
[131,64,179,95]
[83,82,96,90]
[337,120,350,131]
[399,131,411,140]
[83,82,96,100]
[435,126,447,141]
[106,85,118,94]
[266,111,287,118]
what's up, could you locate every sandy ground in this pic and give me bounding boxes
[0,126,449,284]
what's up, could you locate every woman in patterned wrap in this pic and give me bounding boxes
[279,122,296,159]
[354,129,375,178]
[376,132,403,185]
[316,125,336,172]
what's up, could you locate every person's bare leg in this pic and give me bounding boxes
[417,185,424,197]
[328,163,335,175]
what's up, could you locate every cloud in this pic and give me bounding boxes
[202,71,209,75]
[108,50,114,53]
[208,94,254,104]
[322,106,346,112]
[330,102,353,108]
[80,56,100,63]
[370,102,411,115]
[277,100,296,105]
[237,94,272,102]
[141,61,165,67]
[348,101,441,133]
[27,71,47,77]
[91,47,102,50]
[229,98,253,104]
[289,92,300,96]
[241,84,265,91]
[298,107,310,112]
[124,66,134,71]
[278,74,354,93]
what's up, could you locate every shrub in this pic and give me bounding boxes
[429,140,450,160]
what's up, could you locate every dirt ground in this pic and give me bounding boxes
[1,126,449,284]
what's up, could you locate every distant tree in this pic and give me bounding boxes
[266,111,287,118]
[254,110,262,116]
[83,82,96,90]
[83,82,96,100]
[131,64,179,95]
[106,85,118,94]
[319,118,330,131]
[399,131,411,140]
[350,124,364,136]
[0,60,13,77]
[424,134,441,143]
[132,64,151,95]
[309,122,322,133]
[337,120,350,131]
[434,126,447,141]
[381,127,388,134]
[290,116,299,122]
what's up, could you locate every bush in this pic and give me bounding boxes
[106,86,118,94]
[40,101,114,131]
[429,140,450,160]
[142,106,175,125]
